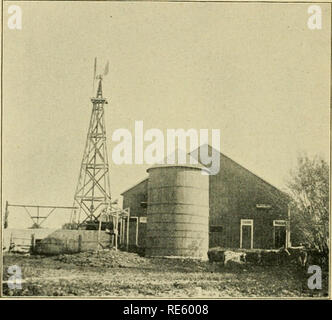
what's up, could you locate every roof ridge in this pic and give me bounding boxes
[190,144,287,196]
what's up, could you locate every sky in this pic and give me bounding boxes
[2,2,330,228]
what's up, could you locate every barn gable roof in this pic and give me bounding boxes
[120,144,289,203]
[120,177,148,196]
[190,144,289,202]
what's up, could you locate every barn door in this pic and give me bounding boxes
[240,219,253,249]
[273,220,286,248]
[209,226,223,247]
[129,217,138,246]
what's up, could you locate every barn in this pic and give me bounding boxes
[121,145,290,259]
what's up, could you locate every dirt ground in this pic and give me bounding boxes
[2,250,329,298]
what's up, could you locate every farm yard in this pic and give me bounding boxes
[2,249,329,298]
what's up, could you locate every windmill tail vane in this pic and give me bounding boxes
[92,58,109,94]
[94,58,109,79]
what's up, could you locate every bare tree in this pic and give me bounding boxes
[287,155,329,255]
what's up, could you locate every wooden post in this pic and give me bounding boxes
[9,232,13,252]
[286,204,291,248]
[126,209,130,252]
[4,201,9,229]
[136,217,139,246]
[111,215,114,248]
[78,234,82,252]
[98,217,102,250]
[115,214,118,251]
[122,217,125,244]
[31,234,35,253]
[119,217,122,245]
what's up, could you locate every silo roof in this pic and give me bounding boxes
[147,149,210,173]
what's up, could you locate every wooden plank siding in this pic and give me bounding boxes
[121,178,148,247]
[121,147,289,250]
[208,152,289,249]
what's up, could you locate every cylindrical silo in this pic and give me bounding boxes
[146,162,209,259]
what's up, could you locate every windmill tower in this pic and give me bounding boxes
[72,59,112,227]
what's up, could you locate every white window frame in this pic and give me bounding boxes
[240,219,253,249]
[139,217,147,223]
[273,220,287,227]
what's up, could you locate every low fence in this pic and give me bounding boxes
[4,228,112,255]
[33,230,112,255]
[3,228,58,253]
[9,236,31,253]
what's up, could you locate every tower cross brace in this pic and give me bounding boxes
[73,77,112,226]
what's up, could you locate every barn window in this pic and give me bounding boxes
[139,217,147,223]
[139,193,147,208]
[273,220,286,227]
[140,201,147,208]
